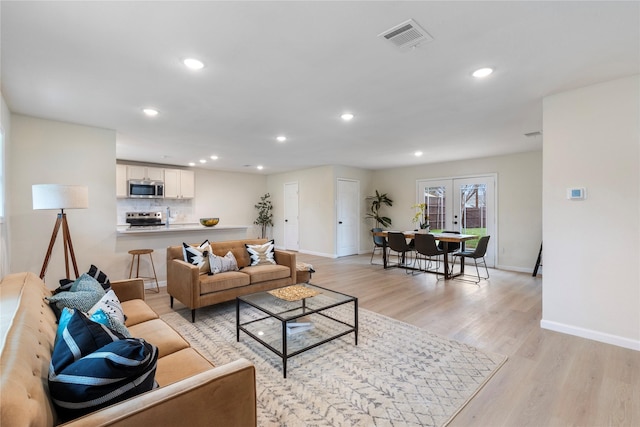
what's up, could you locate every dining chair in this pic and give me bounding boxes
[451,235,490,284]
[412,233,444,275]
[437,230,461,275]
[370,227,387,265]
[386,232,414,271]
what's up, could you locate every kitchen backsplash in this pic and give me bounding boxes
[117,198,194,225]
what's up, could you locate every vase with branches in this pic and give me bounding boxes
[254,193,274,238]
[365,190,393,228]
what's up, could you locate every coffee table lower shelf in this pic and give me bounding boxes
[236,284,358,378]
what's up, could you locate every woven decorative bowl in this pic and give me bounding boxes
[200,218,220,227]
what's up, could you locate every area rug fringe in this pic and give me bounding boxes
[162,302,507,427]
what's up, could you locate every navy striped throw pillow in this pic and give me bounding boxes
[49,338,158,421]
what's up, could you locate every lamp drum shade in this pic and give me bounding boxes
[32,184,89,210]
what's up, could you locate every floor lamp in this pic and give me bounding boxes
[32,184,88,280]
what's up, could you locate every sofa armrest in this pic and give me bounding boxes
[111,279,145,302]
[166,259,201,309]
[274,249,296,283]
[62,358,257,427]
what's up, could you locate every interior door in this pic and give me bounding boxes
[417,175,496,267]
[284,182,299,251]
[336,179,359,257]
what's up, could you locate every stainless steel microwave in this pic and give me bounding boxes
[128,180,164,199]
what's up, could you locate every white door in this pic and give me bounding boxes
[417,175,496,267]
[284,182,299,251]
[336,179,359,257]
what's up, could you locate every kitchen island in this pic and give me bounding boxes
[117,223,249,235]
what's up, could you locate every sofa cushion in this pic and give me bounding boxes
[46,285,106,317]
[209,239,269,269]
[242,264,291,284]
[122,299,159,326]
[51,309,125,373]
[182,240,213,275]
[246,240,276,266]
[200,271,251,294]
[58,266,112,293]
[89,289,126,324]
[127,318,190,358]
[155,348,214,387]
[49,338,158,422]
[210,250,239,274]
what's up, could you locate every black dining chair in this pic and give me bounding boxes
[370,228,387,265]
[386,232,414,271]
[452,235,490,284]
[412,233,444,275]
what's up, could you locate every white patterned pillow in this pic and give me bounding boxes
[210,251,239,274]
[89,290,125,324]
[182,240,212,274]
[246,240,276,266]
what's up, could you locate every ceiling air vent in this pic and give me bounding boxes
[379,19,433,50]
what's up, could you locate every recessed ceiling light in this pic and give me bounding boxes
[414,151,423,157]
[199,159,206,164]
[276,136,287,142]
[183,58,204,70]
[210,155,218,160]
[143,108,159,117]
[188,162,196,167]
[472,67,493,78]
[341,113,354,121]
[257,165,264,170]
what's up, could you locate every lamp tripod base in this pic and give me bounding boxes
[39,211,80,280]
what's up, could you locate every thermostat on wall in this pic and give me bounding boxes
[567,187,586,200]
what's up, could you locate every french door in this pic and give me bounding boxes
[416,175,496,267]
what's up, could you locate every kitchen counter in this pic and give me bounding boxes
[117,223,249,235]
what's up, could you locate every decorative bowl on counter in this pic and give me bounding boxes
[200,218,220,227]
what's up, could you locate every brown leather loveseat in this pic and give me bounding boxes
[167,239,296,322]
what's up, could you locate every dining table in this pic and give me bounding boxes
[372,230,479,279]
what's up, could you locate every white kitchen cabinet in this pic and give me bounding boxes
[164,169,195,199]
[116,164,128,198]
[127,165,164,181]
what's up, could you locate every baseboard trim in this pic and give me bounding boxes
[298,249,337,258]
[496,264,537,274]
[540,319,640,351]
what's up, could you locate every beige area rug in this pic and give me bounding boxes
[162,302,506,427]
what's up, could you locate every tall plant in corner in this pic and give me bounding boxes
[254,193,274,238]
[365,190,393,228]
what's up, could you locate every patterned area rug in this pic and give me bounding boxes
[162,302,506,427]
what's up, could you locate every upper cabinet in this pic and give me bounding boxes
[164,169,195,199]
[127,165,164,181]
[116,164,128,198]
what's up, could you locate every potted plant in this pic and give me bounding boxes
[254,193,274,238]
[411,203,430,230]
[365,190,393,228]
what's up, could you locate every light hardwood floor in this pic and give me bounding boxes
[146,253,639,426]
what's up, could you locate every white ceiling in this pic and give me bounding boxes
[2,1,639,174]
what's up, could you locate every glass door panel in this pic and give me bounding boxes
[418,176,495,267]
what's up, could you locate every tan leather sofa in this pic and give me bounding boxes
[167,239,296,322]
[0,272,257,427]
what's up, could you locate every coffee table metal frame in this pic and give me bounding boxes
[236,283,358,378]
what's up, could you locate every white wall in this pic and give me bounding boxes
[7,115,268,287]
[0,93,12,278]
[542,75,640,350]
[371,151,543,271]
[266,165,374,257]
[9,115,118,286]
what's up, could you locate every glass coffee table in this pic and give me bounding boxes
[236,283,358,378]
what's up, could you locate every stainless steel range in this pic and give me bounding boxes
[126,212,164,228]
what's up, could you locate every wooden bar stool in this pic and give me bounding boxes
[128,249,159,293]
